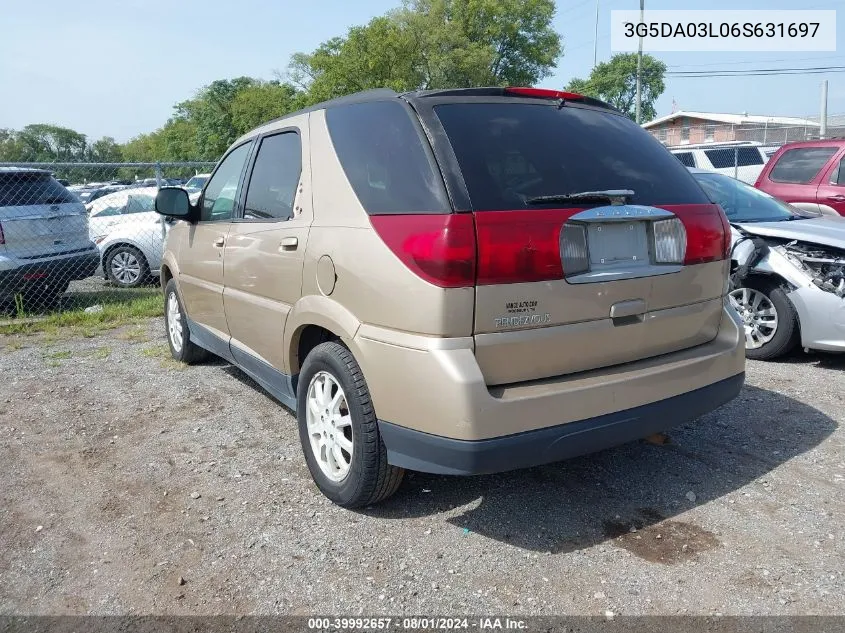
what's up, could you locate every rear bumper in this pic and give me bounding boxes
[354,302,746,458]
[0,250,99,296]
[379,372,744,475]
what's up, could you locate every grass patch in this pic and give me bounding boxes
[0,289,162,336]
[140,344,168,359]
[160,358,187,371]
[117,325,151,344]
[46,350,72,360]
[89,346,112,359]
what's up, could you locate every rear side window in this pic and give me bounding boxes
[326,100,449,214]
[674,152,695,167]
[434,103,710,210]
[769,147,838,184]
[704,147,764,168]
[0,173,77,207]
[244,132,302,221]
[126,194,156,213]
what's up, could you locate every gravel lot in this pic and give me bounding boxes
[1,317,843,616]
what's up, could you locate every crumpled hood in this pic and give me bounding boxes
[735,217,845,251]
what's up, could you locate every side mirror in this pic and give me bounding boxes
[155,187,196,222]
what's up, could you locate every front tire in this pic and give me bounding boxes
[729,280,800,360]
[297,341,404,508]
[106,245,148,288]
[164,279,209,364]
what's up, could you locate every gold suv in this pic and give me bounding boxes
[154,87,746,508]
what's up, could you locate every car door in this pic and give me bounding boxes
[177,140,253,343]
[815,152,845,216]
[223,118,311,376]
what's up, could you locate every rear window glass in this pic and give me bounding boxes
[704,147,764,168]
[0,173,77,207]
[325,100,449,214]
[674,152,695,167]
[433,103,709,210]
[769,147,838,184]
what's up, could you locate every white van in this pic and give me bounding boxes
[669,143,768,184]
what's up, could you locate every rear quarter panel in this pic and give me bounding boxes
[295,108,474,342]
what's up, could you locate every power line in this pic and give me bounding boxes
[667,65,845,77]
[668,54,845,69]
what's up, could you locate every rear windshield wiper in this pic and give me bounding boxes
[526,189,635,205]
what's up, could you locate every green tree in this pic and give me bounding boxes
[0,128,24,161]
[175,77,260,158]
[565,53,666,122]
[88,136,123,162]
[289,0,562,101]
[231,82,304,135]
[8,124,88,162]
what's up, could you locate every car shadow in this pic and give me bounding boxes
[362,384,836,556]
[764,348,845,369]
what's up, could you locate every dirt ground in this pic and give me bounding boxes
[1,317,844,616]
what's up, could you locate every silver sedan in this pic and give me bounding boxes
[690,168,845,360]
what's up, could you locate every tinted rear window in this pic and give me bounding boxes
[769,147,838,184]
[674,152,695,167]
[703,147,763,168]
[0,173,77,207]
[434,103,709,210]
[325,100,449,214]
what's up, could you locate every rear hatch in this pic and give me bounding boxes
[0,171,91,260]
[431,95,730,385]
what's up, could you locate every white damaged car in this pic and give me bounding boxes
[690,168,845,360]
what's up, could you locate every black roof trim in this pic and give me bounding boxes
[263,88,399,127]
[251,85,619,137]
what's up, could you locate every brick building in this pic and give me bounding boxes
[643,111,820,146]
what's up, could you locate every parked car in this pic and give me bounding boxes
[0,167,100,307]
[153,86,745,508]
[754,139,845,217]
[77,184,131,205]
[87,187,166,288]
[670,142,768,184]
[183,173,210,195]
[690,168,845,360]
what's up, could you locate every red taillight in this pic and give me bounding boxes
[369,214,476,288]
[505,86,585,101]
[475,209,572,285]
[671,204,730,265]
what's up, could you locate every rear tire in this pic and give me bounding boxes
[730,279,800,361]
[164,279,209,364]
[297,341,404,508]
[21,279,69,313]
[106,245,149,288]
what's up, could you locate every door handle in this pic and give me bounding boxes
[279,237,299,252]
[213,237,225,247]
[826,194,845,202]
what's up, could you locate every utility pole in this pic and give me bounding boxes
[593,0,600,68]
[635,0,644,123]
[820,79,829,139]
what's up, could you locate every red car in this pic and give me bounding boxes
[755,139,845,217]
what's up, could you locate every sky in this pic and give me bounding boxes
[0,0,842,143]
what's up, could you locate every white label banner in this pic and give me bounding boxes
[610,10,836,52]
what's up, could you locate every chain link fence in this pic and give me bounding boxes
[0,161,215,316]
